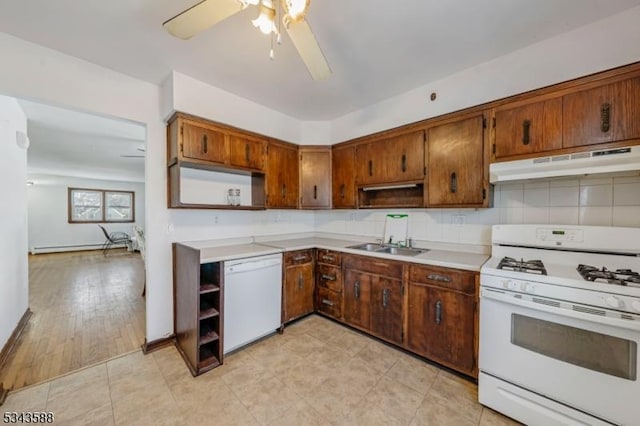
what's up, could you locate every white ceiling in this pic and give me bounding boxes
[19,100,146,182]
[1,0,640,120]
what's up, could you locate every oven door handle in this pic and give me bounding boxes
[481,288,640,332]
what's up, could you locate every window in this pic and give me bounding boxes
[68,188,134,223]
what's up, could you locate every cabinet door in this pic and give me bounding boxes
[266,142,299,208]
[494,98,562,159]
[356,131,425,185]
[343,269,371,331]
[428,115,485,206]
[228,134,266,171]
[332,145,356,208]
[182,121,227,164]
[407,283,475,375]
[370,277,403,344]
[283,263,315,323]
[300,148,331,208]
[563,77,640,148]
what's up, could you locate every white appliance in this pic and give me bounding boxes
[489,145,640,183]
[479,225,640,426]
[223,253,282,354]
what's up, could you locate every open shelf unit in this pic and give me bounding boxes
[174,243,224,376]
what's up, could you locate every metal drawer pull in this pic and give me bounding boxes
[314,185,318,199]
[322,255,335,262]
[202,134,208,153]
[321,299,334,307]
[298,274,303,289]
[293,255,307,261]
[382,288,389,308]
[321,274,336,281]
[401,154,407,172]
[368,160,373,176]
[435,300,442,324]
[427,273,452,283]
[522,119,531,145]
[601,103,611,132]
[450,172,457,194]
[355,280,360,299]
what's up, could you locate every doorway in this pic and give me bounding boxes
[0,98,146,391]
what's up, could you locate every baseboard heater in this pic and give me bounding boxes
[30,243,127,255]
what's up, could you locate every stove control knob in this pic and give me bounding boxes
[501,280,510,289]
[605,296,624,309]
[525,283,535,293]
[631,300,640,313]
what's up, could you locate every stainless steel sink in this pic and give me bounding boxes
[348,243,427,256]
[376,246,427,256]
[347,243,384,252]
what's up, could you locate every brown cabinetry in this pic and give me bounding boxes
[299,147,331,209]
[265,140,299,208]
[173,243,224,376]
[228,134,266,171]
[282,250,315,324]
[316,250,342,320]
[342,255,404,345]
[331,145,356,208]
[427,114,488,207]
[356,131,425,185]
[407,264,477,376]
[493,98,562,160]
[563,76,640,149]
[181,119,228,164]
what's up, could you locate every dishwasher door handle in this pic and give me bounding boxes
[225,258,282,274]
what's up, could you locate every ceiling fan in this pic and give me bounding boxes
[163,0,331,80]
[120,148,145,158]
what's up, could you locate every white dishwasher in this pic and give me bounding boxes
[223,253,282,354]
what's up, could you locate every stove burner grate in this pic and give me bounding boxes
[497,256,547,275]
[577,264,640,287]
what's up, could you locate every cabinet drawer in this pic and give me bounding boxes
[317,287,342,319]
[316,249,341,266]
[409,264,476,294]
[317,264,341,292]
[344,255,403,279]
[284,249,313,266]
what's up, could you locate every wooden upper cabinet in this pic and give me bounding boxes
[228,134,266,171]
[331,145,356,208]
[266,141,299,208]
[428,115,486,207]
[181,120,228,164]
[299,148,331,209]
[563,76,640,149]
[493,98,563,160]
[356,130,425,185]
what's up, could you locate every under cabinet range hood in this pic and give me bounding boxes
[490,146,640,183]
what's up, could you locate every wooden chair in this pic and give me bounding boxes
[98,225,132,256]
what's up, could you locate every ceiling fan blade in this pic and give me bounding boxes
[285,19,331,81]
[163,0,244,40]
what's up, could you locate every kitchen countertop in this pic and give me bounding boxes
[257,237,489,272]
[178,236,489,271]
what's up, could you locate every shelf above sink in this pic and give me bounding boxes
[347,243,427,257]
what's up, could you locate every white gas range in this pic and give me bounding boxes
[479,225,640,426]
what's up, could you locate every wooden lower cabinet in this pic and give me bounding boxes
[407,264,477,376]
[342,255,404,345]
[282,250,315,323]
[316,250,343,320]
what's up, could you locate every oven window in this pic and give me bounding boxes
[511,314,637,380]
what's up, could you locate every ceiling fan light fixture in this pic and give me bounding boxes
[252,1,278,35]
[282,0,309,23]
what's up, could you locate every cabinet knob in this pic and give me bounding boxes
[321,274,336,281]
[281,183,286,198]
[298,273,304,289]
[354,280,360,299]
[340,183,345,199]
[314,185,318,200]
[202,134,208,153]
[401,154,407,172]
[522,119,531,145]
[321,299,334,307]
[382,288,390,308]
[427,273,451,283]
[245,143,250,162]
[368,160,373,176]
[601,103,611,133]
[435,300,442,324]
[450,172,457,194]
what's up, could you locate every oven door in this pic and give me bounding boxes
[480,287,640,426]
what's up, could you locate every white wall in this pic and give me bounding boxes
[27,174,145,253]
[0,95,28,349]
[316,176,640,247]
[331,6,640,142]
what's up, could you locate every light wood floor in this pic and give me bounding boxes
[0,250,145,391]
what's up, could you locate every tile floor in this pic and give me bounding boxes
[1,315,520,425]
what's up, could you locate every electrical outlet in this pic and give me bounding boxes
[452,214,465,226]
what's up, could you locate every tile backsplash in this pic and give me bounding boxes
[315,175,640,246]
